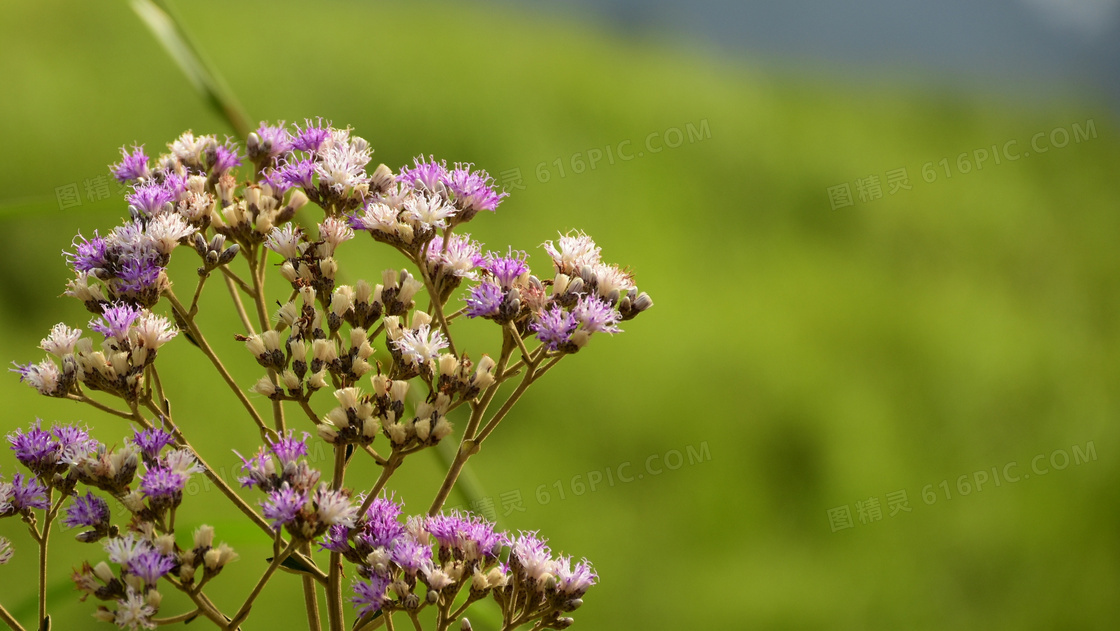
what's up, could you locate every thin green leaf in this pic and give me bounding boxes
[129,0,251,138]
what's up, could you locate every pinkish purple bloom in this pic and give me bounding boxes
[293,118,332,153]
[127,180,176,217]
[211,142,243,174]
[446,163,507,215]
[277,158,316,189]
[115,256,164,295]
[269,431,310,466]
[389,538,432,575]
[530,305,577,351]
[62,492,110,530]
[482,250,530,289]
[139,465,185,500]
[10,473,49,511]
[465,282,504,319]
[111,145,150,183]
[126,548,176,585]
[351,575,391,616]
[89,303,142,340]
[262,483,308,530]
[132,428,175,461]
[426,510,506,561]
[572,295,622,334]
[7,420,57,474]
[67,232,109,274]
[555,556,597,597]
[397,156,448,193]
[251,122,294,160]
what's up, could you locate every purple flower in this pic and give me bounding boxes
[139,465,185,500]
[7,420,58,473]
[62,492,110,529]
[132,428,175,460]
[572,295,622,334]
[482,250,530,289]
[530,305,577,351]
[389,538,432,575]
[126,548,175,585]
[446,163,507,213]
[277,158,316,189]
[293,118,332,153]
[555,556,597,596]
[67,232,108,274]
[351,575,391,617]
[52,425,97,463]
[115,256,164,294]
[111,145,150,183]
[253,122,293,159]
[235,446,274,489]
[427,510,506,561]
[392,325,449,366]
[89,303,142,340]
[510,531,554,584]
[269,431,309,466]
[356,495,405,549]
[465,282,504,319]
[127,180,175,216]
[262,483,307,530]
[212,142,242,174]
[10,473,49,511]
[321,524,351,554]
[397,156,448,193]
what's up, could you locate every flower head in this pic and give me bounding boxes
[293,118,332,153]
[543,231,601,276]
[126,548,175,585]
[392,325,448,366]
[426,233,483,279]
[114,587,156,630]
[397,156,448,194]
[139,465,185,500]
[554,555,597,597]
[252,122,293,160]
[111,145,151,183]
[465,282,504,319]
[529,305,577,351]
[90,303,142,340]
[67,233,109,274]
[572,294,622,334]
[482,250,530,289]
[7,419,58,473]
[10,473,49,511]
[351,575,391,617]
[0,537,12,565]
[40,323,83,357]
[132,428,175,460]
[262,483,307,530]
[62,492,110,530]
[268,431,309,466]
[127,180,176,217]
[446,163,507,215]
[10,360,63,396]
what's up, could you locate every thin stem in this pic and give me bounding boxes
[356,453,403,517]
[327,444,348,631]
[37,488,53,629]
[222,270,257,335]
[227,538,299,629]
[66,393,136,421]
[188,272,209,316]
[165,287,274,438]
[411,254,457,357]
[153,609,202,625]
[407,612,423,631]
[0,603,26,631]
[301,542,323,631]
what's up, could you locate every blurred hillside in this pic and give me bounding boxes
[1,1,1118,630]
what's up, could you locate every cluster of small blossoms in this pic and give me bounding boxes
[321,495,594,629]
[12,307,177,402]
[74,524,237,630]
[237,431,356,539]
[1,419,235,629]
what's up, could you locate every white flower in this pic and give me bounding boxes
[40,323,82,357]
[145,214,195,255]
[164,449,204,477]
[15,359,61,395]
[312,485,358,527]
[391,325,448,367]
[403,193,456,229]
[104,534,149,565]
[353,202,400,234]
[543,231,601,275]
[265,225,304,259]
[318,217,354,255]
[132,313,178,350]
[0,537,12,565]
[169,131,217,166]
[114,587,156,630]
[592,263,634,298]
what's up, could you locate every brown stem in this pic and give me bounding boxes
[301,542,323,631]
[165,288,274,438]
[0,603,27,631]
[222,271,257,335]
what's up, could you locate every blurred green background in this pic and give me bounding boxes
[1,1,1119,629]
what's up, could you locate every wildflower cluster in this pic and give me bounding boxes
[2,420,236,630]
[325,496,595,630]
[3,119,651,631]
